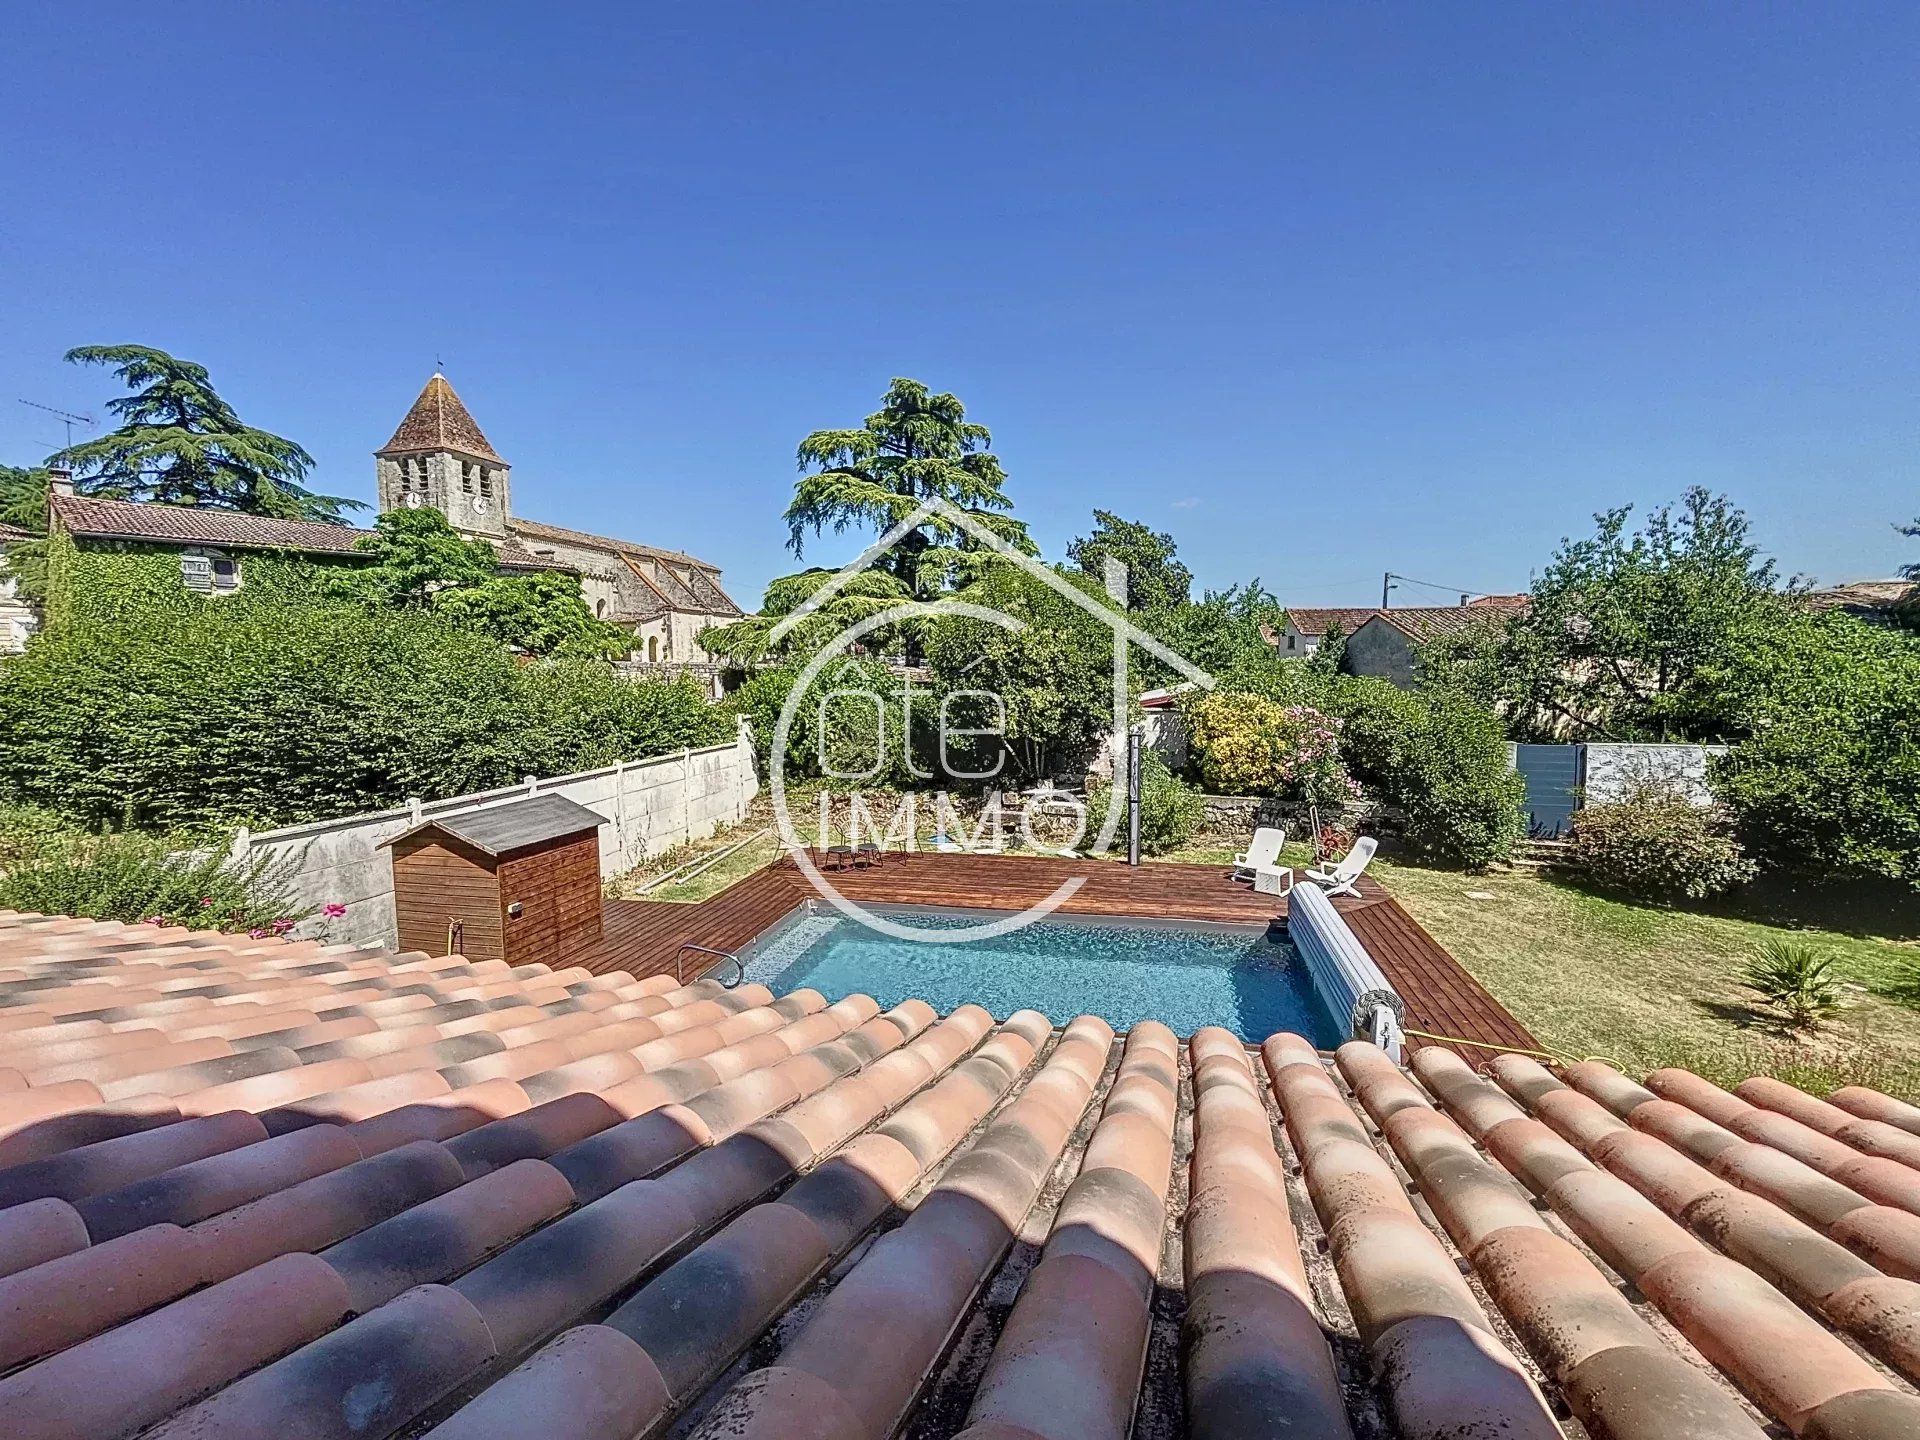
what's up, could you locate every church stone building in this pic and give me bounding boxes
[46,373,742,670]
[373,374,742,664]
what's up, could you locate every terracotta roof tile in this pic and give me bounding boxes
[376,374,504,463]
[1279,606,1381,637]
[47,491,560,572]
[4,907,1920,1439]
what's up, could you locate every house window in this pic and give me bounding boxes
[648,636,659,662]
[1287,634,1297,651]
[182,552,240,594]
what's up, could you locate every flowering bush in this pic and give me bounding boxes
[1570,784,1755,902]
[0,821,306,932]
[1184,691,1359,804]
[1088,754,1206,856]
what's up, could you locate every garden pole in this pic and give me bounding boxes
[1127,724,1143,867]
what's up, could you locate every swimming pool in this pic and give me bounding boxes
[738,904,1344,1045]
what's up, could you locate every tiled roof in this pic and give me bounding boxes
[1281,606,1382,637]
[48,492,559,574]
[1807,579,1916,615]
[1372,595,1528,641]
[50,492,369,555]
[3,908,1919,1438]
[0,522,36,543]
[377,375,504,464]
[507,518,742,616]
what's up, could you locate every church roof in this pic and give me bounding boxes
[375,374,504,464]
[506,517,742,615]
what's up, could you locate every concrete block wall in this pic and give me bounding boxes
[237,720,759,948]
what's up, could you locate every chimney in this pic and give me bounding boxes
[47,467,74,498]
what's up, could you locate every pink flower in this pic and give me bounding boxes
[140,915,163,926]
[323,903,348,919]
[247,928,268,939]
[199,897,215,909]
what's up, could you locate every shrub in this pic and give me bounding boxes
[1329,679,1524,868]
[724,658,927,790]
[1712,610,1920,889]
[1742,938,1841,1030]
[1088,754,1205,857]
[1184,690,1356,803]
[0,826,305,933]
[1569,784,1756,902]
[0,594,728,831]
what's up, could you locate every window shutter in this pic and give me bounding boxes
[180,556,214,593]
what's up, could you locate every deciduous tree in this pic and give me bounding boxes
[1067,510,1192,612]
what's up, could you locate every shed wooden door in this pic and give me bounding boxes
[497,834,602,965]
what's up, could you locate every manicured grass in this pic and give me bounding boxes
[1172,839,1920,1098]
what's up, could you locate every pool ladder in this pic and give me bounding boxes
[677,941,745,988]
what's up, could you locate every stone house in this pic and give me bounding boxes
[1338,597,1527,689]
[1266,607,1379,657]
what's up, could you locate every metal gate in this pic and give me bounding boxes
[1513,744,1582,837]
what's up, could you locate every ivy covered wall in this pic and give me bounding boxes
[45,535,362,631]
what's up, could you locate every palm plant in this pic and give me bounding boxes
[1742,938,1841,1030]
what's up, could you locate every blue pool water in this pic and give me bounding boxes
[738,906,1342,1045]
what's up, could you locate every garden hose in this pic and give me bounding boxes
[1397,1025,1628,1075]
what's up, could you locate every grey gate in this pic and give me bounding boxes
[1512,744,1582,837]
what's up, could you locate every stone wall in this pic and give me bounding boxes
[236,720,760,948]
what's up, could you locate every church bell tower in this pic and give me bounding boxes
[375,373,511,538]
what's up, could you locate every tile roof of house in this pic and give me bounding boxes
[48,492,559,573]
[381,795,606,858]
[1280,606,1383,637]
[376,375,505,464]
[3,908,1918,1439]
[1371,595,1528,641]
[0,522,36,543]
[1807,579,1916,615]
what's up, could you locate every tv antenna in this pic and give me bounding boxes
[17,399,95,462]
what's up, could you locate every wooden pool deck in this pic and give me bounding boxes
[567,850,1537,1057]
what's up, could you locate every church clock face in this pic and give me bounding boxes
[402,493,423,509]
[473,496,490,515]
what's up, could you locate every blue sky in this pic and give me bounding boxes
[3,4,1914,606]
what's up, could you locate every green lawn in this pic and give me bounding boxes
[1169,839,1920,1098]
[616,807,1920,1100]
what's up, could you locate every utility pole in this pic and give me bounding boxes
[1380,571,1395,608]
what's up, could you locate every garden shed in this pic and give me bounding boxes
[382,794,606,965]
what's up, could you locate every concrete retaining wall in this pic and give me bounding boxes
[1578,742,1728,806]
[236,719,760,948]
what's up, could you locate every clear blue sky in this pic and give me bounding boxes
[4,4,1914,606]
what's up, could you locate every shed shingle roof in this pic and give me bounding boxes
[2,906,1918,1439]
[380,795,606,858]
[376,375,504,464]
